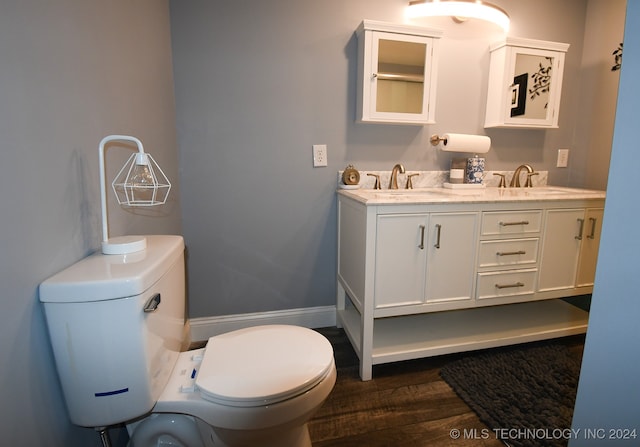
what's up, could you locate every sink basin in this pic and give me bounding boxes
[385,190,446,194]
[532,187,577,194]
[356,188,453,202]
[490,186,584,196]
[369,188,450,197]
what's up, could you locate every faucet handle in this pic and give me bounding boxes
[406,173,419,189]
[493,173,506,188]
[525,172,539,188]
[367,173,381,190]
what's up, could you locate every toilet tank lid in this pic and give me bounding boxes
[39,235,184,303]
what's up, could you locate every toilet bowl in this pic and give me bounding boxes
[128,414,215,446]
[128,325,337,447]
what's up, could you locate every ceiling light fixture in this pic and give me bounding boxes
[99,135,171,255]
[407,0,510,32]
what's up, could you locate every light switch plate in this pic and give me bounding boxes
[557,149,569,168]
[313,144,327,167]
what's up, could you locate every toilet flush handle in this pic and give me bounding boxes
[144,293,161,313]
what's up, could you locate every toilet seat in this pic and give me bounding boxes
[195,325,334,407]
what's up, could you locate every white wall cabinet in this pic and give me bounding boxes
[337,195,603,380]
[356,20,441,125]
[485,37,569,128]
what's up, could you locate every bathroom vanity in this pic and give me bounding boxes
[336,187,605,380]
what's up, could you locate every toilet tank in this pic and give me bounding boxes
[39,235,186,428]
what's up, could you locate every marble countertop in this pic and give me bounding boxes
[337,186,606,205]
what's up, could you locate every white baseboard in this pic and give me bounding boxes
[189,305,337,342]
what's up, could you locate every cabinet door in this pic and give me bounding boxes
[538,209,583,291]
[374,214,428,308]
[504,48,564,127]
[357,21,440,125]
[576,208,604,287]
[425,212,478,303]
[485,39,569,129]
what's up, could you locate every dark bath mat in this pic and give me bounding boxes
[440,341,582,447]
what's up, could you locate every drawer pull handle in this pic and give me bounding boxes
[434,223,442,249]
[496,250,526,257]
[575,218,585,240]
[499,220,529,227]
[495,282,525,289]
[418,225,425,250]
[587,217,597,239]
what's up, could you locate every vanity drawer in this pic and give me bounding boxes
[477,268,537,300]
[478,238,539,268]
[481,210,542,236]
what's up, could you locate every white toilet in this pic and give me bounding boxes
[39,235,336,447]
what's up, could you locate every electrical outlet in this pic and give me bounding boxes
[313,144,327,167]
[557,149,569,168]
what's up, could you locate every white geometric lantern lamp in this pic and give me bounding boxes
[98,135,171,255]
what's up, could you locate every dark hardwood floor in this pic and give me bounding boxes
[308,327,585,447]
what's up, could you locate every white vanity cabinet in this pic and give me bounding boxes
[374,211,478,310]
[485,37,569,128]
[476,210,542,304]
[356,20,442,125]
[538,207,604,292]
[337,192,603,381]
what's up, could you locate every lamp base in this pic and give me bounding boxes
[101,236,147,255]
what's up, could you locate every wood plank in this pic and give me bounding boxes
[309,326,584,446]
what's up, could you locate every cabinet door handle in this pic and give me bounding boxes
[418,225,425,250]
[495,282,525,289]
[575,218,585,240]
[496,250,526,256]
[587,217,597,239]
[499,220,529,227]
[434,223,442,249]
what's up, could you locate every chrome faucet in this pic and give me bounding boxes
[510,164,534,188]
[389,163,405,189]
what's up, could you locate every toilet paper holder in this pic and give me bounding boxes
[429,133,491,154]
[430,134,447,146]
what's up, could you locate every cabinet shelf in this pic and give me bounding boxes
[338,299,588,366]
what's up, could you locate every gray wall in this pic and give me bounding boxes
[169,0,621,318]
[573,0,626,189]
[571,1,640,441]
[0,1,180,445]
[0,0,630,445]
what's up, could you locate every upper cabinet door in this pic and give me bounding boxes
[484,37,569,129]
[356,20,442,125]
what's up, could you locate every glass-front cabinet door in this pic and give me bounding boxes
[485,37,569,129]
[356,20,442,125]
